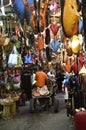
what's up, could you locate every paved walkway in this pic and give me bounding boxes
[0,93,75,130]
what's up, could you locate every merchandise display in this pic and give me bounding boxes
[0,2,86,128]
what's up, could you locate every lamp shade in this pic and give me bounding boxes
[72,35,80,54]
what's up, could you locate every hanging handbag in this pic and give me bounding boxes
[23,55,33,63]
[50,22,59,36]
[17,54,23,66]
[37,34,44,51]
[10,35,18,43]
[0,36,10,46]
[16,41,21,49]
[65,58,71,73]
[8,45,18,67]
[45,28,50,45]
[13,82,21,89]
[71,53,84,74]
[50,39,60,52]
[13,75,21,83]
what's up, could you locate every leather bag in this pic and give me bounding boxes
[50,39,60,52]
[62,0,79,37]
[0,37,10,46]
[50,23,59,36]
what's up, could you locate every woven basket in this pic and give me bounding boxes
[0,37,5,46]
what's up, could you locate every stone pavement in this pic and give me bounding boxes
[0,93,75,130]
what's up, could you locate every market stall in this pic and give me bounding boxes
[0,0,86,123]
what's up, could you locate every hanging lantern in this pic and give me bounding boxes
[78,34,83,51]
[61,0,79,37]
[72,35,80,54]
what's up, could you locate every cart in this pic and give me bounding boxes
[29,79,59,113]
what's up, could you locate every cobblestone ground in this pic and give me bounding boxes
[0,93,75,130]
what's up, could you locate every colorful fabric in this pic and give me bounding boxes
[37,85,49,95]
